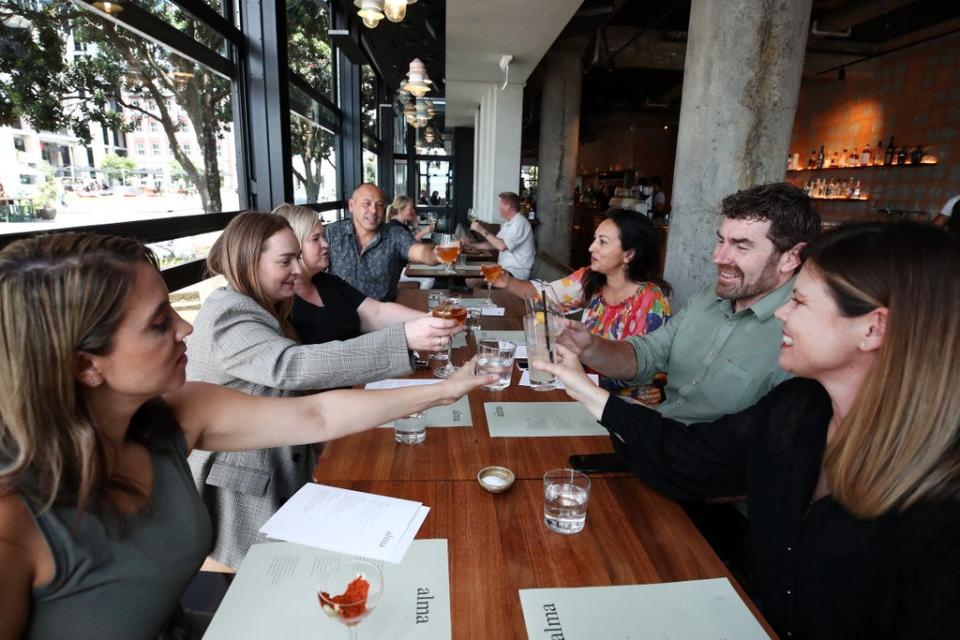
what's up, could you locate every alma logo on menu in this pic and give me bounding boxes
[378,531,394,547]
[542,603,565,639]
[495,406,505,418]
[416,587,434,624]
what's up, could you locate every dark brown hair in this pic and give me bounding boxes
[581,210,672,302]
[721,182,820,253]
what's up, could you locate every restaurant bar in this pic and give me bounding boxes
[1,1,958,638]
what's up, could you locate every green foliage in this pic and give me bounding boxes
[100,152,138,178]
[32,166,58,210]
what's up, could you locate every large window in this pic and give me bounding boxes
[289,85,339,204]
[0,0,241,233]
[287,0,335,102]
[360,64,378,139]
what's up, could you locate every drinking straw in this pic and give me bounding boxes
[538,285,554,363]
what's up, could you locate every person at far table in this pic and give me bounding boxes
[326,183,440,302]
[273,203,432,345]
[186,213,461,571]
[385,195,436,290]
[0,232,495,640]
[466,191,535,279]
[488,209,671,403]
[558,182,821,425]
[537,221,960,640]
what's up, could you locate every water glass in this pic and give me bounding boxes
[523,313,563,391]
[476,339,516,391]
[543,468,591,534]
[394,412,427,444]
[465,307,482,331]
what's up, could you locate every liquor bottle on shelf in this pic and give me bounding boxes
[848,148,859,167]
[897,145,908,165]
[883,136,895,165]
[860,143,872,167]
[852,180,862,199]
[816,145,825,169]
[792,152,800,170]
[839,149,848,168]
[910,144,923,165]
[807,150,817,169]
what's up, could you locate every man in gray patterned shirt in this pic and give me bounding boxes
[326,183,440,301]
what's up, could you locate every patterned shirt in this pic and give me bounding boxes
[326,218,416,301]
[546,267,671,398]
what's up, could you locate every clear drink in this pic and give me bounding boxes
[476,339,515,391]
[394,413,426,444]
[465,307,481,331]
[543,482,589,533]
[526,345,556,389]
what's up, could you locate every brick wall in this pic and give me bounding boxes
[787,21,960,222]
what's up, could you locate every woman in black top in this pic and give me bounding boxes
[273,203,433,345]
[536,222,960,639]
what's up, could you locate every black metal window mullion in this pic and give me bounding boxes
[168,0,242,45]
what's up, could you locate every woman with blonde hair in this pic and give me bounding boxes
[273,203,429,344]
[385,194,431,240]
[537,221,960,638]
[0,232,492,638]
[186,212,462,570]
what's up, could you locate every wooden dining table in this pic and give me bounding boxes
[312,288,777,639]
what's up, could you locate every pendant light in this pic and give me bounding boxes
[402,58,432,98]
[356,0,384,29]
[384,0,407,23]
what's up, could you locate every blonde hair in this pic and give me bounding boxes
[0,233,165,515]
[272,202,321,248]
[387,195,414,220]
[207,212,298,340]
[812,222,960,517]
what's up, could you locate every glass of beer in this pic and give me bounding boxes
[431,298,467,378]
[435,233,461,275]
[480,262,503,304]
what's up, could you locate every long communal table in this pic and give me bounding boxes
[312,288,777,639]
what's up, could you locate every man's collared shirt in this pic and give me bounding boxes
[326,218,415,302]
[496,214,535,280]
[626,278,795,424]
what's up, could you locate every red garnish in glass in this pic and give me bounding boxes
[319,576,370,619]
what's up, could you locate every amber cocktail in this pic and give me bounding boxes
[431,301,466,377]
[480,263,503,303]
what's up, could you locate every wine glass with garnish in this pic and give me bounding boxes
[318,560,383,640]
[431,297,467,378]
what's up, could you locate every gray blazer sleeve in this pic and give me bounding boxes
[199,289,413,390]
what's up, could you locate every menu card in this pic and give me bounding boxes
[483,402,607,437]
[459,297,493,308]
[366,379,473,427]
[480,307,506,316]
[206,539,452,639]
[519,579,768,639]
[475,330,525,345]
[259,483,429,563]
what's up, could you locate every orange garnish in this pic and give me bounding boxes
[319,576,370,620]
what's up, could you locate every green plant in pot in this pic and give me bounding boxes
[32,168,58,220]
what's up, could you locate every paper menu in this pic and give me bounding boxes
[365,379,473,427]
[205,539,452,640]
[259,483,429,563]
[480,307,506,316]
[475,330,525,345]
[519,579,768,639]
[483,402,607,438]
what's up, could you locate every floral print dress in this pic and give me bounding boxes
[546,267,670,400]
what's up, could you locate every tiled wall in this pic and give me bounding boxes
[787,23,960,222]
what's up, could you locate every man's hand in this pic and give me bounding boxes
[469,220,485,235]
[556,319,593,356]
[404,316,463,352]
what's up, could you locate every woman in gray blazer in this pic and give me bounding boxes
[187,212,463,569]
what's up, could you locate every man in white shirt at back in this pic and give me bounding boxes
[467,191,535,279]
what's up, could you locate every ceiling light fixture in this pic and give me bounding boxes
[402,58,432,98]
[356,0,385,29]
[384,0,407,23]
[92,0,124,14]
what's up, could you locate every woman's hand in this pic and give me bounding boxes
[414,226,431,241]
[437,356,498,404]
[532,344,610,419]
[404,316,463,352]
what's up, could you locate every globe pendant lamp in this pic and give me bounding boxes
[402,58,432,98]
[384,0,407,23]
[357,0,384,29]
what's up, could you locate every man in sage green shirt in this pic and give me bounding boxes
[560,183,821,424]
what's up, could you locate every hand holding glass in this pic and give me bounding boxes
[480,262,503,304]
[476,339,516,391]
[434,233,461,275]
[431,298,466,378]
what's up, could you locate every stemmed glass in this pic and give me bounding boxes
[317,559,383,640]
[480,262,503,306]
[425,212,438,236]
[467,208,478,224]
[434,233,461,275]
[431,297,466,378]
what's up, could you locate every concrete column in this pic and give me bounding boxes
[472,82,523,221]
[664,0,812,304]
[536,48,583,265]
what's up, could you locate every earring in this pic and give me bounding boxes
[859,340,867,349]
[84,377,101,387]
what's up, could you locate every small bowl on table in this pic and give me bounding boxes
[477,466,516,493]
